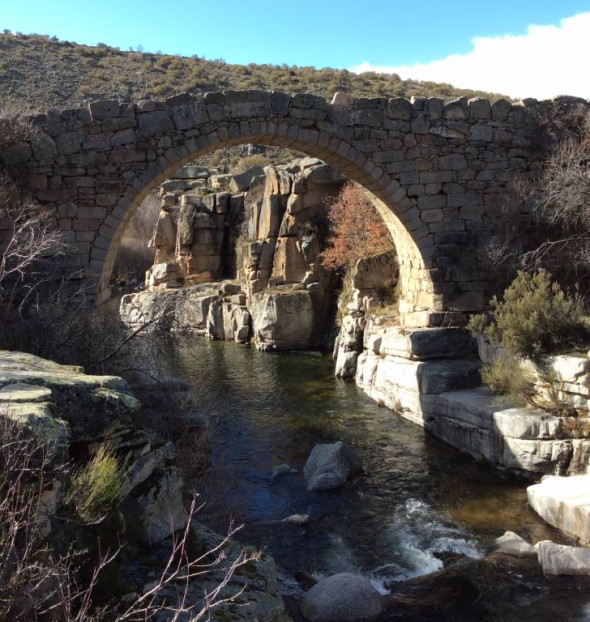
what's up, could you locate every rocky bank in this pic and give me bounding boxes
[0,350,286,620]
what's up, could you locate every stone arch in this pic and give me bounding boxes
[96,126,434,327]
[8,90,572,327]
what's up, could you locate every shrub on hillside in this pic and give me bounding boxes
[469,270,588,358]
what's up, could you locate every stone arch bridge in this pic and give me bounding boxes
[2,90,587,327]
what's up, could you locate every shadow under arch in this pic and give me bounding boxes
[98,130,435,327]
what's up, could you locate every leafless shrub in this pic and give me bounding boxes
[0,178,64,314]
[484,109,590,294]
[0,413,259,621]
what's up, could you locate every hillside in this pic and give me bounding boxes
[0,33,510,112]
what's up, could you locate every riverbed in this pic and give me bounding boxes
[127,333,590,619]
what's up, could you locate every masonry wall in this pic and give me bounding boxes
[1,90,587,326]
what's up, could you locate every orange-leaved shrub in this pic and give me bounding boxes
[321,182,393,270]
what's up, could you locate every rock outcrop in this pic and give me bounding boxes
[0,350,287,619]
[121,157,344,351]
[334,250,398,379]
[0,350,186,544]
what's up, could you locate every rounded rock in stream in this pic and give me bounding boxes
[303,441,362,491]
[300,573,384,622]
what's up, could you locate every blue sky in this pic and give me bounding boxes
[1,1,589,97]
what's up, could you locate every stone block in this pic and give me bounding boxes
[89,100,120,119]
[270,92,291,115]
[139,111,174,137]
[469,124,493,142]
[444,97,468,119]
[491,99,513,122]
[468,98,491,119]
[56,131,82,155]
[379,327,477,360]
[438,153,467,170]
[387,98,413,120]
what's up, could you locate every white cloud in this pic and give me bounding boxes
[352,12,590,100]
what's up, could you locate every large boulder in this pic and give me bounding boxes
[304,441,362,491]
[0,350,140,442]
[250,288,315,351]
[300,573,384,622]
[528,475,590,544]
[536,540,590,576]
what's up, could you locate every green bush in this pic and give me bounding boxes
[468,270,588,358]
[67,444,124,524]
[481,354,535,407]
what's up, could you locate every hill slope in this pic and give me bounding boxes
[0,33,509,111]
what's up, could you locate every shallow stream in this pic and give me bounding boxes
[130,334,590,619]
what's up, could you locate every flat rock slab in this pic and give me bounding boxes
[537,540,590,575]
[528,475,590,544]
[0,382,52,403]
[379,327,477,360]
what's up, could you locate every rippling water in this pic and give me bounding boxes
[130,335,569,598]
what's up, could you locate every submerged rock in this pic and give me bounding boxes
[270,463,297,480]
[300,573,384,622]
[303,441,362,491]
[282,513,309,525]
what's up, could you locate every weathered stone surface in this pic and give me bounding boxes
[300,573,384,622]
[0,350,139,442]
[528,475,590,544]
[488,531,536,558]
[138,111,174,136]
[251,289,315,351]
[229,165,265,193]
[379,327,477,360]
[169,522,286,621]
[131,465,188,544]
[303,441,362,491]
[536,540,590,576]
[19,90,585,326]
[335,349,359,379]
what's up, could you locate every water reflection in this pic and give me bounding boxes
[126,334,566,591]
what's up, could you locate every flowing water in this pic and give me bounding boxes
[129,334,590,618]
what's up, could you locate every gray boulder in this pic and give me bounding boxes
[300,573,384,622]
[304,441,362,491]
[488,531,536,558]
[537,540,590,575]
[250,289,315,351]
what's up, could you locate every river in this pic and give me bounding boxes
[126,332,590,620]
